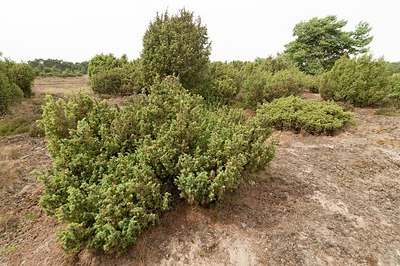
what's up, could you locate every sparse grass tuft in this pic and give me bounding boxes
[0,117,31,137]
[0,161,22,189]
[374,107,400,117]
[0,95,44,138]
[26,212,38,221]
[0,245,18,256]
[6,147,20,160]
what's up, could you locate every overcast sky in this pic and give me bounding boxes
[1,0,399,62]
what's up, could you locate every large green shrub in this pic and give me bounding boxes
[140,9,211,93]
[255,96,353,135]
[38,77,275,253]
[7,63,36,97]
[0,61,27,114]
[320,55,390,106]
[0,72,24,114]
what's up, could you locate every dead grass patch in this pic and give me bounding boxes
[5,147,20,160]
[0,96,45,138]
[0,161,22,190]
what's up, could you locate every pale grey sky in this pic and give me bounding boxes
[1,0,399,62]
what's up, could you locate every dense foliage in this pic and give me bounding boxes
[0,71,24,114]
[90,67,136,95]
[0,60,35,114]
[241,65,311,107]
[37,77,276,253]
[140,9,211,93]
[320,55,390,106]
[388,75,400,107]
[205,61,241,104]
[88,54,136,94]
[388,62,400,75]
[285,15,373,74]
[253,54,298,74]
[7,63,36,97]
[28,59,88,77]
[88,54,129,78]
[255,96,354,135]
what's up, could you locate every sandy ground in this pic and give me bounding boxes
[0,77,399,265]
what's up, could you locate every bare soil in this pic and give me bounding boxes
[1,77,399,265]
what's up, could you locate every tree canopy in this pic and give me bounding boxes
[284,15,373,75]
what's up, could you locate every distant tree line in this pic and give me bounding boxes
[28,58,88,77]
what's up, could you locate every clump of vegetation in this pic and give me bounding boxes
[253,54,298,73]
[37,77,275,253]
[90,67,135,95]
[388,62,400,75]
[0,72,23,114]
[140,9,211,94]
[0,59,35,114]
[0,96,45,137]
[7,63,36,97]
[88,54,129,78]
[285,15,373,74]
[320,55,390,107]
[28,59,88,77]
[88,54,136,95]
[387,75,400,108]
[205,61,241,104]
[255,96,353,135]
[241,66,311,108]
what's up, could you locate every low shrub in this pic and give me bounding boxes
[264,69,309,101]
[320,55,390,107]
[241,68,308,107]
[255,96,353,135]
[38,77,276,253]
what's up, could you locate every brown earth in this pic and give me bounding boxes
[1,77,399,265]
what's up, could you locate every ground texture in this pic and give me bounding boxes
[0,77,399,265]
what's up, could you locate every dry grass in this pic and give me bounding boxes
[0,161,22,190]
[374,107,400,116]
[5,147,20,160]
[33,76,91,96]
[0,213,20,234]
[0,96,45,138]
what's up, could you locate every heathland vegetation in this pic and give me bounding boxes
[1,9,399,255]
